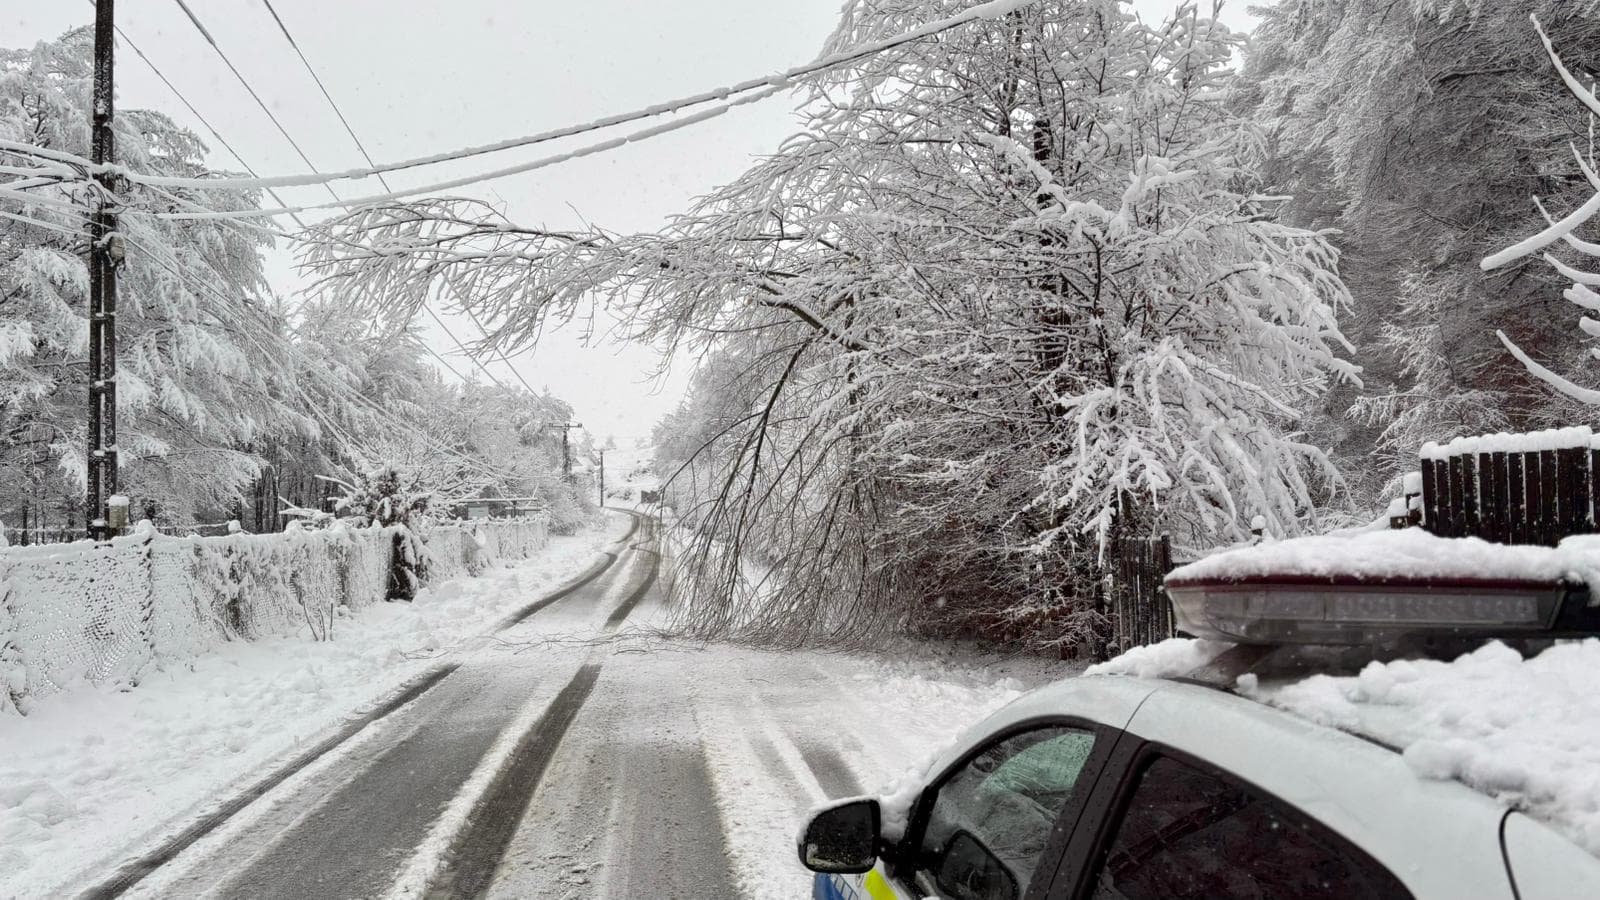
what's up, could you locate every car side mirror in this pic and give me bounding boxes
[797,797,881,874]
[935,829,1019,900]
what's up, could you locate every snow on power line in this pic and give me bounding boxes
[118,0,1041,194]
[149,83,789,221]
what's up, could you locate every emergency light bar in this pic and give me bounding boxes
[1164,576,1586,645]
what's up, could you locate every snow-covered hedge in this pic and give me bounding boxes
[0,517,548,714]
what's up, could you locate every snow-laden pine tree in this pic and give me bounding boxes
[309,1,1358,650]
[0,29,318,527]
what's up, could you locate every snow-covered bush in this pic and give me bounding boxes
[336,465,432,529]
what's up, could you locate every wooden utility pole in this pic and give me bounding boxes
[598,449,605,506]
[86,0,123,540]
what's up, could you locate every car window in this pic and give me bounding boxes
[1090,754,1410,900]
[915,726,1097,900]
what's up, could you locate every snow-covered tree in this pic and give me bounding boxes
[308,1,1358,651]
[1244,0,1600,492]
[1481,16,1600,409]
[0,29,318,528]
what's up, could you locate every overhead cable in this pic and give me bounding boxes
[168,0,342,202]
[124,0,1041,193]
[152,83,788,220]
[79,0,310,229]
[255,0,394,192]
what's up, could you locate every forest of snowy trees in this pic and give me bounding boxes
[7,0,1600,653]
[0,30,595,539]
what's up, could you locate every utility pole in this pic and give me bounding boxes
[598,449,605,506]
[547,423,582,477]
[86,0,123,540]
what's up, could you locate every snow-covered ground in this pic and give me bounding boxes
[0,516,625,898]
[0,507,1062,898]
[1092,636,1600,860]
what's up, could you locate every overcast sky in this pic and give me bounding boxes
[8,0,1258,445]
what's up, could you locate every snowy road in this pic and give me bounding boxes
[57,512,1038,899]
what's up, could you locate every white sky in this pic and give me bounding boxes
[8,0,1257,445]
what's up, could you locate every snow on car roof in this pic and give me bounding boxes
[1091,637,1600,859]
[1166,526,1600,588]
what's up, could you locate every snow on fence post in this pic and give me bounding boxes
[1420,429,1600,547]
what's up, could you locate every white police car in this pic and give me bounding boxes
[797,568,1600,899]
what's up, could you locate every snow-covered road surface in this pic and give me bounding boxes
[14,510,1042,898]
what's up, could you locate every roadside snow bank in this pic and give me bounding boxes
[1169,527,1600,587]
[862,664,1036,842]
[0,518,620,898]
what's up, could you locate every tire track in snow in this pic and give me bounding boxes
[423,663,605,899]
[421,513,659,896]
[796,742,864,799]
[493,550,618,630]
[79,661,459,899]
[83,515,644,899]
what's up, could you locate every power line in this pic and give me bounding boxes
[255,0,394,193]
[168,0,342,203]
[153,81,790,220]
[244,0,530,400]
[126,0,1038,194]
[423,304,511,391]
[79,0,309,230]
[444,281,545,397]
[106,4,508,401]
[125,232,534,484]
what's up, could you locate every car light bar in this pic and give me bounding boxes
[1164,578,1572,645]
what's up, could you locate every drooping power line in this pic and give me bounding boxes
[153,81,790,220]
[126,0,1041,194]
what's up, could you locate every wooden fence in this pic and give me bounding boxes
[1110,535,1177,653]
[1420,442,1597,545]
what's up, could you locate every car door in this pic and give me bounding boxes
[1039,682,1528,899]
[1056,743,1412,899]
[885,719,1119,900]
